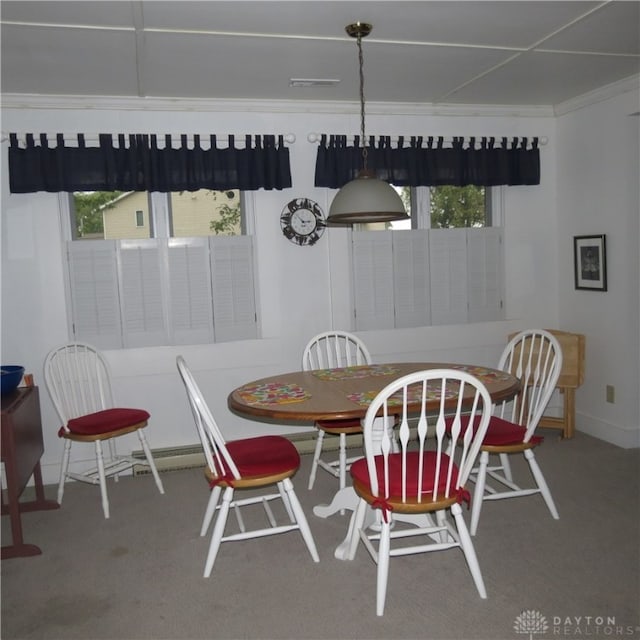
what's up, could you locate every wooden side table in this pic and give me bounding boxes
[1,386,59,559]
[509,329,585,439]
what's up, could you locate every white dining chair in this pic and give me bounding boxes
[462,329,563,535]
[44,342,164,519]
[302,331,372,493]
[176,356,319,577]
[347,368,493,616]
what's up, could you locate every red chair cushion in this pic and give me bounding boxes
[225,435,300,478]
[445,414,543,446]
[350,451,463,502]
[62,408,150,437]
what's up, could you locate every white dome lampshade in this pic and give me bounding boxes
[327,170,408,225]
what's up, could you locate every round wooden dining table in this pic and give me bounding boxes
[229,362,520,423]
[228,361,521,559]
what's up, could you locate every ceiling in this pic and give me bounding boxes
[1,1,639,110]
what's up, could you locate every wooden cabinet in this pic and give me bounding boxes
[1,386,59,559]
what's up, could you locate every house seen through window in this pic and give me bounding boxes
[71,189,243,240]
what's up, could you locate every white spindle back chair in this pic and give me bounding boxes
[176,356,319,577]
[467,329,563,534]
[347,368,493,616]
[302,331,372,495]
[44,342,164,519]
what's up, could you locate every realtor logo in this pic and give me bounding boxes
[514,610,549,640]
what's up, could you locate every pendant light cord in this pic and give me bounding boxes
[357,34,368,172]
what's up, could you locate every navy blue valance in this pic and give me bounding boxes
[8,133,292,193]
[314,135,540,188]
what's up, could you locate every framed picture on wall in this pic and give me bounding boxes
[574,234,607,291]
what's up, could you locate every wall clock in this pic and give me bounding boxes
[280,198,326,246]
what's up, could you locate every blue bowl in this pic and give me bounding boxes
[1,366,25,395]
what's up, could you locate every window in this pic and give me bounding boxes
[358,185,491,231]
[71,189,243,240]
[351,186,504,330]
[62,190,257,349]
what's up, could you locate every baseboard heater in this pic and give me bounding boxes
[132,431,363,476]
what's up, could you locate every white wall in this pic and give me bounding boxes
[1,92,633,487]
[556,87,640,448]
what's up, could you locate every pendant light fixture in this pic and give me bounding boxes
[326,22,408,225]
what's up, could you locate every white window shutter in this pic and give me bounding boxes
[210,235,258,342]
[352,231,395,330]
[66,240,123,349]
[118,239,169,347]
[467,228,504,322]
[392,230,431,328]
[167,237,215,345]
[429,228,469,325]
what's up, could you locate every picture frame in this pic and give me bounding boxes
[574,234,607,291]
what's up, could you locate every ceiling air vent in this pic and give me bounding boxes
[289,78,340,88]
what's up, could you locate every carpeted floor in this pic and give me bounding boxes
[2,429,639,640]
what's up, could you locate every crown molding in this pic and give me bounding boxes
[0,93,554,118]
[3,76,635,122]
[554,75,640,116]
[7,77,635,119]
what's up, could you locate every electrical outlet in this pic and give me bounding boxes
[606,385,615,404]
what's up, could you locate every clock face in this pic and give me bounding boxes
[280,198,326,246]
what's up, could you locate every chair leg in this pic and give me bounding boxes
[200,485,221,537]
[57,440,72,505]
[435,509,449,543]
[470,450,489,536]
[95,440,110,519]
[107,439,119,482]
[308,430,325,490]
[338,433,347,491]
[204,486,233,578]
[137,430,165,495]
[277,482,296,523]
[375,521,392,616]
[499,452,513,482]
[281,478,319,562]
[525,449,559,519]
[452,503,487,599]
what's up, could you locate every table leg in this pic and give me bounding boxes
[1,463,60,560]
[313,416,396,520]
[334,503,376,560]
[313,486,358,518]
[564,388,576,439]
